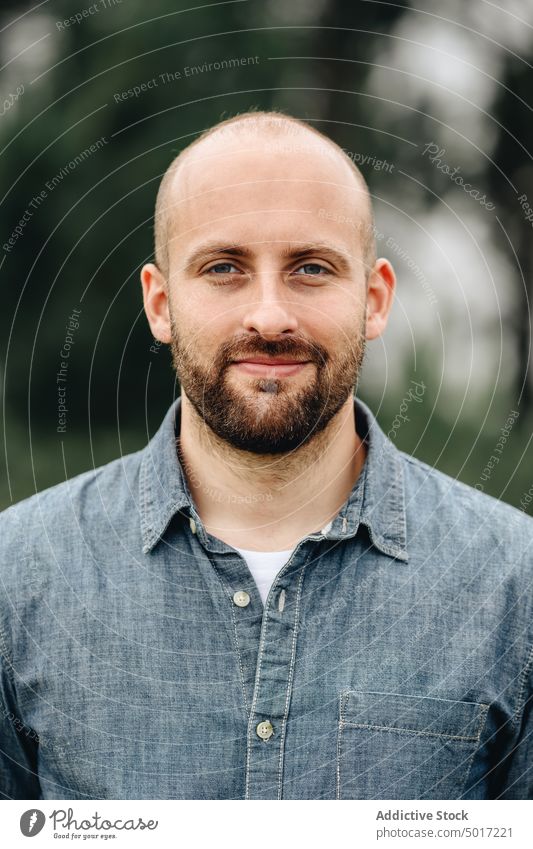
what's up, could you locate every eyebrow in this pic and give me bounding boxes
[183,242,353,274]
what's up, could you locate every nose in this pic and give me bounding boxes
[241,273,299,336]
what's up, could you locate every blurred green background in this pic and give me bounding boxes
[1,0,532,511]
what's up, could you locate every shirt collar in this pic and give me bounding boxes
[139,398,191,554]
[346,397,408,562]
[139,395,408,562]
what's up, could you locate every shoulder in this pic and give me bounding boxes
[400,449,531,519]
[1,449,143,524]
[0,449,144,579]
[399,449,533,556]
[0,448,147,658]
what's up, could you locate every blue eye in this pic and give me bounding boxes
[207,263,239,274]
[294,263,328,275]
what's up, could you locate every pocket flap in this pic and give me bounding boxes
[341,690,487,741]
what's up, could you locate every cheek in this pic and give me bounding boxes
[306,300,363,346]
[171,303,232,361]
[174,285,239,333]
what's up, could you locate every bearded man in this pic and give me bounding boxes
[0,111,531,800]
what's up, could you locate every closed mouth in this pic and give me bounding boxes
[232,358,310,365]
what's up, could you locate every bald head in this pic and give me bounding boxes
[153,111,376,280]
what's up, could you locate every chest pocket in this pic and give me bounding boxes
[337,690,488,799]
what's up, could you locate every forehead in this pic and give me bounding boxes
[166,129,370,253]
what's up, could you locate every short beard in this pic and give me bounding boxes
[170,317,366,455]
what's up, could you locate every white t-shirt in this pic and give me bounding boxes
[233,547,295,606]
[234,520,333,606]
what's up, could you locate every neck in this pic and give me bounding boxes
[177,393,367,551]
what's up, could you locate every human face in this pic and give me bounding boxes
[156,134,374,454]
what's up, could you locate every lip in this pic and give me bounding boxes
[230,359,311,377]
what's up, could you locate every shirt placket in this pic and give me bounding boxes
[189,512,319,799]
[244,542,314,800]
[185,506,360,800]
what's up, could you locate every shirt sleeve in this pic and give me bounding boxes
[498,644,533,799]
[0,636,41,799]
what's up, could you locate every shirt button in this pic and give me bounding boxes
[189,518,197,534]
[233,590,250,608]
[256,720,274,740]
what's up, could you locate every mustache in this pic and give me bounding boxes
[218,335,328,365]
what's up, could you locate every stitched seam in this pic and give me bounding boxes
[0,621,21,777]
[205,558,250,721]
[0,620,14,683]
[343,691,489,708]
[388,461,403,540]
[139,451,152,551]
[226,590,250,717]
[342,722,481,741]
[458,703,490,798]
[245,594,269,800]
[513,638,533,726]
[245,550,308,799]
[276,564,307,800]
[336,692,347,799]
[0,591,42,795]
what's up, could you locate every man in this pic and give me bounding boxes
[0,111,532,801]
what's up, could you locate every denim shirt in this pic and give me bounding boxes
[1,396,532,800]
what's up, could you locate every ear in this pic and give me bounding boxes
[141,263,172,343]
[365,258,396,340]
